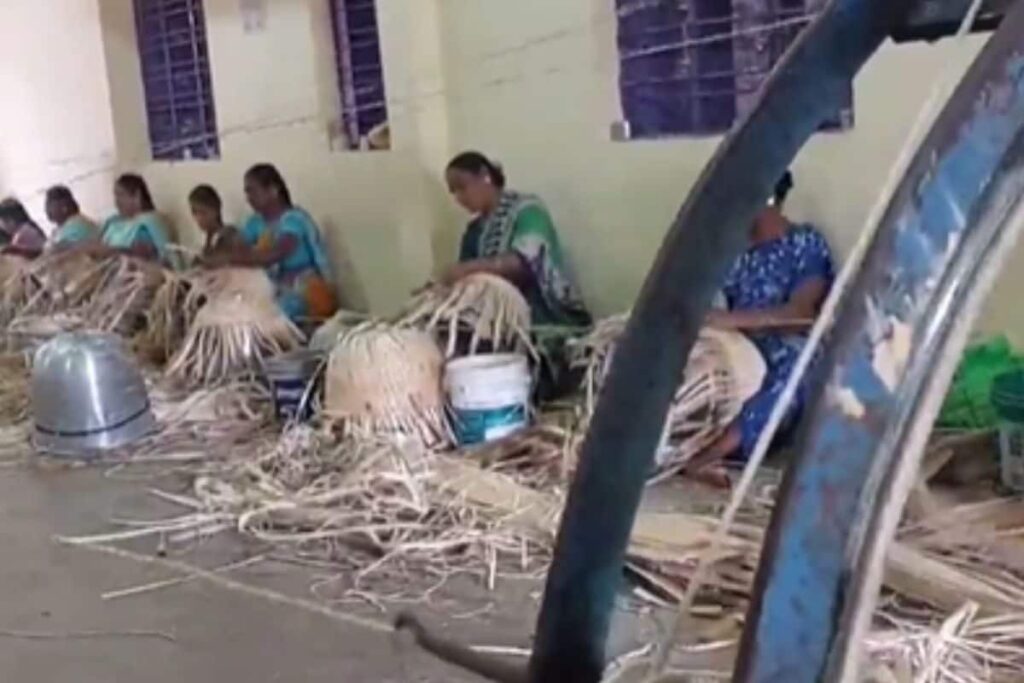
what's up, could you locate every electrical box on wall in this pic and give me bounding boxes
[240,0,267,34]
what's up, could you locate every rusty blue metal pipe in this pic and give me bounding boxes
[527,1,913,681]
[736,2,1024,681]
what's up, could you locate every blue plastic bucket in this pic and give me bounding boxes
[264,350,323,423]
[445,354,531,446]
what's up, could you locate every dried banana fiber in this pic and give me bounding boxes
[399,273,533,357]
[82,256,166,335]
[323,323,451,448]
[0,255,33,325]
[138,271,201,363]
[3,252,165,337]
[571,315,766,478]
[165,268,303,387]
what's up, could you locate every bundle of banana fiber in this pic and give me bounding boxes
[2,252,167,342]
[165,268,303,387]
[398,273,533,357]
[322,323,451,449]
[0,254,33,326]
[570,314,766,480]
[137,270,201,364]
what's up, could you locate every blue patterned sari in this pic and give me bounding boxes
[722,225,834,459]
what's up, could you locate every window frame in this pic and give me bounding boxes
[133,0,220,161]
[328,0,390,151]
[614,0,853,141]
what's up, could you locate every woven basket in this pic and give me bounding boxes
[323,324,450,448]
[165,268,302,386]
[399,273,532,357]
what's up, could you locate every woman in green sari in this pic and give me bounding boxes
[444,151,590,328]
[96,174,172,265]
[444,152,590,399]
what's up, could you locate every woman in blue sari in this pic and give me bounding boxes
[688,172,834,487]
[95,174,172,264]
[205,164,336,325]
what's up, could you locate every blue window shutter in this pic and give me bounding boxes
[133,0,219,161]
[330,0,389,149]
[617,0,853,139]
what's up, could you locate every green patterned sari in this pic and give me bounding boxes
[458,191,589,328]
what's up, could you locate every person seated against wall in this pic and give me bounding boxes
[203,163,337,326]
[189,184,241,260]
[443,151,592,398]
[81,174,173,265]
[686,172,834,487]
[0,198,47,259]
[44,185,99,250]
[443,152,590,328]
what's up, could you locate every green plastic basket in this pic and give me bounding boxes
[939,336,1024,430]
[992,370,1024,424]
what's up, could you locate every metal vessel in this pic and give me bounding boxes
[32,332,156,457]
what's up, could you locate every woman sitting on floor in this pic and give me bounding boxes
[45,185,99,250]
[189,184,241,260]
[204,163,336,325]
[443,151,590,329]
[0,198,47,258]
[94,174,173,264]
[687,172,834,487]
[443,151,591,398]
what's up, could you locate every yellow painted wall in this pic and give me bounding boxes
[437,0,993,317]
[2,0,1023,340]
[0,0,118,228]
[95,0,455,314]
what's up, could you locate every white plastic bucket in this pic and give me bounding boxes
[445,354,531,446]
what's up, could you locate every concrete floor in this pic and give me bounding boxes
[0,457,696,682]
[0,462,517,682]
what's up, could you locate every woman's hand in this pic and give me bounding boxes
[441,263,470,286]
[199,251,231,269]
[706,309,738,330]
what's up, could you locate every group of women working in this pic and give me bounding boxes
[0,165,336,325]
[0,153,835,483]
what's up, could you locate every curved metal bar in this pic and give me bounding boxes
[527,1,914,681]
[735,3,1024,681]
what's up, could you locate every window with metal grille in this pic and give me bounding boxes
[615,0,853,139]
[329,0,389,150]
[133,0,219,160]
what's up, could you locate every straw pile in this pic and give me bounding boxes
[571,314,766,480]
[1,252,167,345]
[138,271,200,363]
[114,427,550,597]
[865,602,1024,682]
[322,323,451,449]
[399,273,533,357]
[165,268,303,386]
[0,255,33,325]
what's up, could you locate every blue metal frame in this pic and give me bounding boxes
[528,1,912,681]
[736,2,1024,680]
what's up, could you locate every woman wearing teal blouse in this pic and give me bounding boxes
[97,174,172,264]
[45,185,98,249]
[205,163,336,324]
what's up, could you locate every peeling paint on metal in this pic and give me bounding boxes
[871,318,914,391]
[832,386,867,419]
